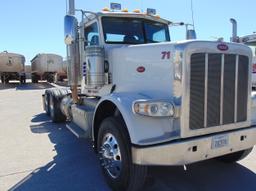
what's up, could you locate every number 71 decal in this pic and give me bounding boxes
[161,51,171,60]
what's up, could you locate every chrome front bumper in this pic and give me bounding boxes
[132,127,256,166]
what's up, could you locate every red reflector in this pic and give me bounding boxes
[137,66,145,73]
[253,64,256,73]
[217,43,229,51]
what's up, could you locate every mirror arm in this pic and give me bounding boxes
[75,9,97,21]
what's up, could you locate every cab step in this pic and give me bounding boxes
[66,122,88,138]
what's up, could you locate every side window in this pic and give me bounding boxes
[144,22,170,43]
[84,23,99,47]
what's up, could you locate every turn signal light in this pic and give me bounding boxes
[133,9,141,13]
[102,7,110,12]
[122,9,129,12]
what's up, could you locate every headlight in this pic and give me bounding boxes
[133,101,175,117]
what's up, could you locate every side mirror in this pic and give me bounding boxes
[186,29,197,40]
[64,15,78,45]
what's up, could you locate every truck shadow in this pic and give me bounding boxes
[9,113,256,191]
[145,160,256,191]
[0,82,20,90]
[0,82,54,90]
[16,82,54,90]
[9,113,111,191]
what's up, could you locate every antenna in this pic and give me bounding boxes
[66,0,68,14]
[190,0,195,30]
[141,0,144,12]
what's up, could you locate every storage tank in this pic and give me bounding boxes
[0,51,26,83]
[31,53,67,83]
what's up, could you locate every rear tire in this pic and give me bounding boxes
[4,78,9,84]
[1,75,9,83]
[49,92,66,123]
[216,147,253,163]
[97,117,147,191]
[44,91,51,116]
[32,74,38,83]
[20,75,26,84]
[47,75,54,83]
[47,88,70,123]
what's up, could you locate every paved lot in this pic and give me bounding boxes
[0,82,256,191]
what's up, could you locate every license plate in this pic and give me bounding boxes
[211,134,229,149]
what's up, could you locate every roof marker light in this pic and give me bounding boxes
[102,7,110,12]
[133,9,141,13]
[122,8,129,12]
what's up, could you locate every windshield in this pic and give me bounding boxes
[102,17,170,44]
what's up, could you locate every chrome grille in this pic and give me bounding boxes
[189,53,249,130]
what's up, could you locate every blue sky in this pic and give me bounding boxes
[0,0,255,65]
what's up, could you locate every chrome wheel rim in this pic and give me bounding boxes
[99,133,122,179]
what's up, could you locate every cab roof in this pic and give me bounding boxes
[240,34,256,46]
[84,11,172,25]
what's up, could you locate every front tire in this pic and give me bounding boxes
[97,117,147,191]
[216,147,253,163]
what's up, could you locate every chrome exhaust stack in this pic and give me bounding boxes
[68,0,75,15]
[65,0,80,103]
[230,18,239,42]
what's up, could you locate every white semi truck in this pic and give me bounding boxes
[42,1,256,190]
[230,18,256,89]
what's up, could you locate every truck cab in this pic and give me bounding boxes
[43,2,256,191]
[72,10,173,97]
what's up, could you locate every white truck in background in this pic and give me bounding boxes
[230,18,256,89]
[42,1,256,190]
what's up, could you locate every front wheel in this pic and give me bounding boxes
[97,117,147,191]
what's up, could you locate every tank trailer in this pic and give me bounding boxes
[43,1,256,190]
[0,51,26,84]
[31,53,67,83]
